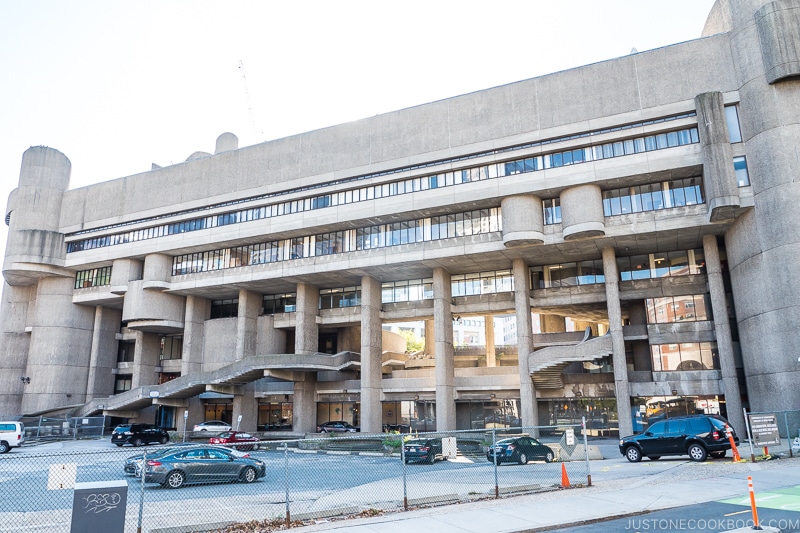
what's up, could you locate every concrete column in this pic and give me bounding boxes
[109,259,143,295]
[560,184,605,240]
[132,332,160,388]
[232,383,258,432]
[602,247,633,437]
[0,283,34,415]
[257,315,288,355]
[484,315,496,367]
[182,296,209,375]
[295,283,319,354]
[695,92,739,222]
[86,306,122,399]
[360,275,383,433]
[433,267,456,431]
[235,289,261,361]
[142,253,173,290]
[500,194,544,247]
[424,319,434,356]
[22,277,95,414]
[703,235,745,434]
[512,258,538,427]
[293,376,317,434]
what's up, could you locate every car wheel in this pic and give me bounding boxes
[115,444,123,447]
[160,436,168,445]
[544,451,554,463]
[517,452,528,465]
[425,453,435,465]
[240,467,257,483]
[133,438,144,447]
[688,443,708,462]
[404,458,410,464]
[0,442,9,454]
[625,446,642,463]
[648,456,661,461]
[488,455,501,465]
[164,470,185,489]
[710,451,726,459]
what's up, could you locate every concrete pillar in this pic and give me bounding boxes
[257,315,288,355]
[695,92,739,222]
[86,306,122,399]
[295,283,319,354]
[433,267,456,431]
[424,319,434,355]
[703,235,745,434]
[182,296,209,375]
[512,258,538,428]
[602,247,633,437]
[132,332,160,388]
[109,259,143,295]
[540,314,567,333]
[560,184,605,240]
[500,194,544,247]
[293,376,317,434]
[22,277,95,414]
[236,289,261,361]
[360,275,383,433]
[232,383,258,432]
[484,315,496,367]
[0,283,34,415]
[142,253,173,290]
[215,132,238,154]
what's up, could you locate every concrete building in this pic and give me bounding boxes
[3,0,799,437]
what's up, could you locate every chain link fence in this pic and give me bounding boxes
[744,409,800,458]
[0,424,592,533]
[1,415,109,442]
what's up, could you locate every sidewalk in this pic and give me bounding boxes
[285,457,799,533]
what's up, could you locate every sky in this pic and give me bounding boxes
[0,0,717,257]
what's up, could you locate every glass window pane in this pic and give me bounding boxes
[725,106,742,143]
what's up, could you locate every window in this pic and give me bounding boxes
[210,299,238,319]
[160,335,183,360]
[646,295,711,323]
[543,198,561,225]
[117,341,135,363]
[725,105,742,143]
[114,375,132,394]
[75,266,113,289]
[262,293,296,314]
[734,156,750,187]
[651,342,719,371]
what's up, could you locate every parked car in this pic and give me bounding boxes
[142,445,266,488]
[316,421,359,433]
[403,438,444,464]
[486,436,555,465]
[124,443,246,476]
[0,421,25,453]
[192,420,232,433]
[619,414,739,463]
[111,423,169,447]
[208,431,260,451]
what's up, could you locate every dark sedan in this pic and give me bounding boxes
[142,445,266,488]
[487,436,555,465]
[403,438,443,464]
[316,421,359,433]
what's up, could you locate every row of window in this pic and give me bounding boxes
[66,121,700,254]
[74,266,112,289]
[645,295,711,324]
[172,208,502,275]
[602,177,705,217]
[651,342,719,371]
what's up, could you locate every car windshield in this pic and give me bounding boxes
[495,438,516,445]
[405,439,426,446]
[113,425,132,433]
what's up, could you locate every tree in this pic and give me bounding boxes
[397,329,424,353]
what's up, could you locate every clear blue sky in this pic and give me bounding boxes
[0,1,716,255]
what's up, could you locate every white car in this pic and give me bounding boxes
[0,421,25,453]
[192,420,232,433]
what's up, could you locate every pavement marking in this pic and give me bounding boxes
[720,487,800,512]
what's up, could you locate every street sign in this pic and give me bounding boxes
[747,413,781,446]
[565,428,575,446]
[183,410,188,419]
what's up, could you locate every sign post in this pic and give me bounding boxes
[237,414,243,431]
[182,410,189,442]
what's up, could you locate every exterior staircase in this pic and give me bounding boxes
[527,328,613,389]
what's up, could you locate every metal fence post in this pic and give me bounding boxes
[582,417,592,486]
[137,449,147,533]
[401,436,408,510]
[784,412,793,458]
[492,428,498,498]
[284,442,290,527]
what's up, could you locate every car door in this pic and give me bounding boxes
[205,448,239,481]
[640,420,669,455]
[662,419,688,454]
[178,448,209,482]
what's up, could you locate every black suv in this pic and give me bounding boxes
[619,414,738,462]
[111,423,170,447]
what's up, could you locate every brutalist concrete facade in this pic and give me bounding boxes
[3,0,798,437]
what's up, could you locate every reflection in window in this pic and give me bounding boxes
[734,156,750,187]
[452,270,514,297]
[603,178,704,216]
[531,259,604,288]
[543,198,561,225]
[160,335,183,360]
[651,342,719,371]
[617,249,705,281]
[262,293,296,314]
[75,266,113,289]
[646,295,711,323]
[725,105,742,143]
[319,286,361,309]
[382,279,434,303]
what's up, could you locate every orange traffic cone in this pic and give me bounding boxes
[561,462,570,488]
